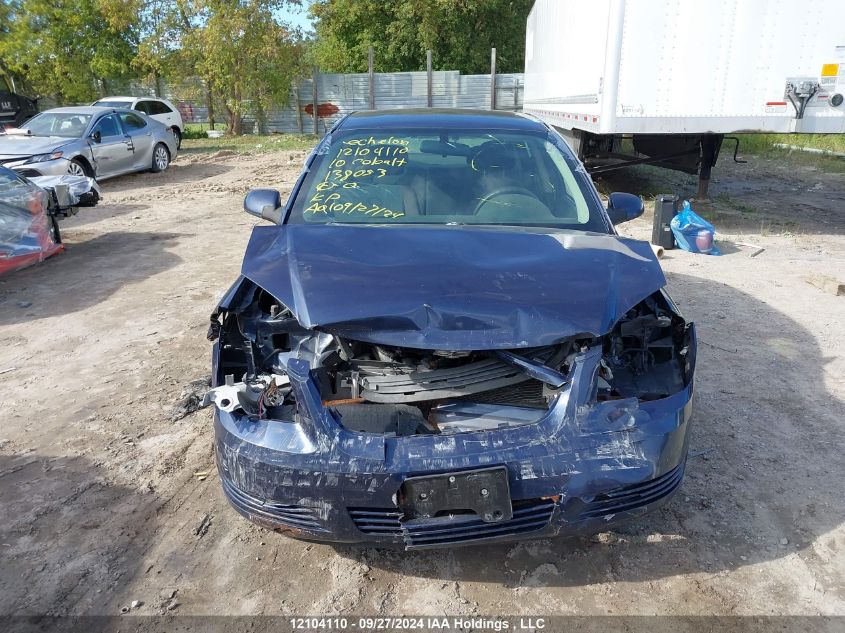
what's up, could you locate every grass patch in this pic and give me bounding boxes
[182,122,223,140]
[736,133,845,174]
[741,133,845,155]
[181,133,319,154]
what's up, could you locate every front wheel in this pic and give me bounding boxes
[151,143,170,173]
[67,158,90,177]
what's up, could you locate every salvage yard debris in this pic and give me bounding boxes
[734,241,766,257]
[805,274,845,296]
[170,376,212,421]
[194,513,212,538]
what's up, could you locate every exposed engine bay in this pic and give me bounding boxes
[205,283,693,436]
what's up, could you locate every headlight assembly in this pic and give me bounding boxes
[25,151,63,164]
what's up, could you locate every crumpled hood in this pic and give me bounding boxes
[0,136,72,159]
[241,223,666,350]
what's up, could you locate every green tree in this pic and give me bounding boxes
[0,1,20,87]
[310,0,533,74]
[131,0,180,95]
[140,0,306,134]
[193,0,305,134]
[0,0,139,103]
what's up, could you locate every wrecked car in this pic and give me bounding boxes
[205,109,696,549]
[0,166,99,275]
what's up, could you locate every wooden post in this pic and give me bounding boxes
[368,47,375,110]
[513,76,519,111]
[490,47,497,110]
[312,66,319,135]
[426,50,433,108]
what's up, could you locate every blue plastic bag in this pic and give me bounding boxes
[670,201,721,255]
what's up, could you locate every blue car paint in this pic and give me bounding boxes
[210,109,697,549]
[213,333,695,548]
[237,224,666,350]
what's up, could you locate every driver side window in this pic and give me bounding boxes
[92,114,121,138]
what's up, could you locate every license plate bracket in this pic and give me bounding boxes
[400,466,512,523]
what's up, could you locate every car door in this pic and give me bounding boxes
[117,111,154,171]
[88,114,134,178]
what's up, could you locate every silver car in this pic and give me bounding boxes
[0,106,178,180]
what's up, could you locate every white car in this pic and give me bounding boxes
[92,96,184,148]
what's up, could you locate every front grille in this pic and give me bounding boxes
[348,508,404,537]
[221,476,325,531]
[577,463,685,520]
[350,499,555,548]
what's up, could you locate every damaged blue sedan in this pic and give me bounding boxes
[204,109,696,549]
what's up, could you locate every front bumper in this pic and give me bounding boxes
[214,333,696,550]
[5,157,74,178]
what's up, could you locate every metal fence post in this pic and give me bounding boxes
[312,66,319,135]
[490,47,497,110]
[293,81,303,133]
[426,50,433,108]
[368,47,375,110]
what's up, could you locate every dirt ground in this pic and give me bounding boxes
[0,144,843,624]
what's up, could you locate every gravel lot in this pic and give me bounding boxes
[0,144,842,624]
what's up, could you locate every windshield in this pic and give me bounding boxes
[288,128,607,231]
[24,112,92,138]
[93,100,131,108]
[0,75,10,93]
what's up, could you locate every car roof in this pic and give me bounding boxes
[43,106,119,115]
[97,95,172,103]
[338,108,546,132]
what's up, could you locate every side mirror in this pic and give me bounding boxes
[90,130,102,144]
[244,188,283,224]
[606,192,645,225]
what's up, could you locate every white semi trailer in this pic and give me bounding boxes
[523,0,845,197]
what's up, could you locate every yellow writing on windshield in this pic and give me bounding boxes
[304,136,411,220]
[305,193,404,219]
[342,136,409,147]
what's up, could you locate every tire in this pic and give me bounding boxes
[151,143,170,173]
[173,128,182,150]
[67,158,90,177]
